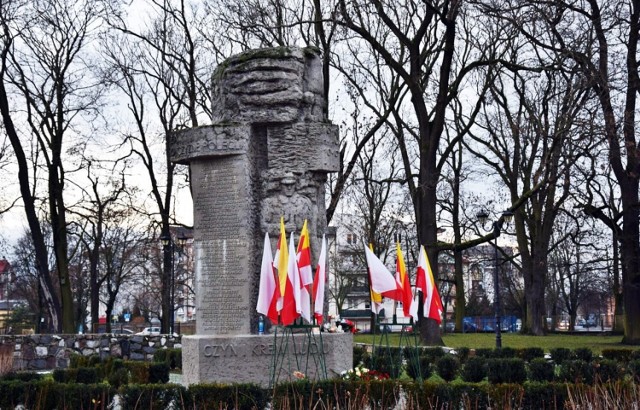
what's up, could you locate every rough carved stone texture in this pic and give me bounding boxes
[211,47,325,124]
[169,46,348,386]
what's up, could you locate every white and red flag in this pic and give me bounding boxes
[395,243,414,317]
[364,244,398,314]
[313,234,327,324]
[256,232,278,324]
[411,245,443,323]
[281,232,301,325]
[296,220,313,322]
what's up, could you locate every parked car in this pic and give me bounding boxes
[136,326,161,335]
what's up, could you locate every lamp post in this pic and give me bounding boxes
[476,209,514,349]
[160,233,173,335]
[160,232,188,335]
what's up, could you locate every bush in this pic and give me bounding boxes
[522,381,569,409]
[0,380,112,409]
[153,348,182,369]
[628,359,640,382]
[53,368,77,383]
[519,347,545,362]
[422,347,446,361]
[353,344,369,367]
[369,347,402,378]
[125,361,149,384]
[107,367,129,388]
[119,383,188,410]
[487,358,526,384]
[573,348,593,362]
[558,360,593,384]
[497,347,517,358]
[0,372,43,382]
[594,359,623,383]
[528,358,555,382]
[436,355,459,382]
[190,382,268,410]
[405,355,433,381]
[631,350,640,360]
[550,347,573,365]
[602,349,632,363]
[77,367,100,384]
[148,363,170,384]
[455,346,471,363]
[475,348,496,358]
[461,356,487,382]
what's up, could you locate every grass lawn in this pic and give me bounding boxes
[353,332,635,355]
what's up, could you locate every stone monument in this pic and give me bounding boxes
[169,47,352,386]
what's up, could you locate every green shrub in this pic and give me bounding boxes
[487,358,526,384]
[519,347,545,362]
[125,361,149,384]
[69,353,90,368]
[522,381,569,409]
[422,346,446,361]
[77,367,100,384]
[455,346,471,363]
[119,383,188,410]
[461,356,487,382]
[550,347,573,365]
[53,368,78,383]
[594,359,623,383]
[409,381,489,408]
[148,363,170,384]
[573,347,593,362]
[436,355,459,382]
[475,348,496,358]
[369,347,402,378]
[272,379,353,409]
[190,382,268,410]
[528,358,554,382]
[0,372,43,382]
[107,367,129,388]
[628,359,640,382]
[153,348,182,369]
[50,382,113,409]
[602,349,632,363]
[405,354,433,381]
[558,360,593,384]
[353,344,369,367]
[497,347,517,358]
[631,350,640,360]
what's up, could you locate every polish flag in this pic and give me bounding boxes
[313,234,327,324]
[364,244,398,313]
[280,232,301,325]
[296,220,312,322]
[411,245,443,323]
[256,233,278,324]
[396,243,414,317]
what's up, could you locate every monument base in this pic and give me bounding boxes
[181,332,353,387]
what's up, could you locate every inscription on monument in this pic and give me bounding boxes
[201,342,330,358]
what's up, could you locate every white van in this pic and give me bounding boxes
[136,326,161,335]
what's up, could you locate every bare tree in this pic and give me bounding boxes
[478,0,640,345]
[104,0,212,333]
[0,0,110,332]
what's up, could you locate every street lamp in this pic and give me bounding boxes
[160,232,188,335]
[476,209,514,349]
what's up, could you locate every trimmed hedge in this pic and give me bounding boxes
[487,358,527,384]
[0,378,639,409]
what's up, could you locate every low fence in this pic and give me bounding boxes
[0,333,181,372]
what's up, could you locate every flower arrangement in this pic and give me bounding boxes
[341,365,389,381]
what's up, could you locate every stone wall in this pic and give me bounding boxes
[0,334,181,371]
